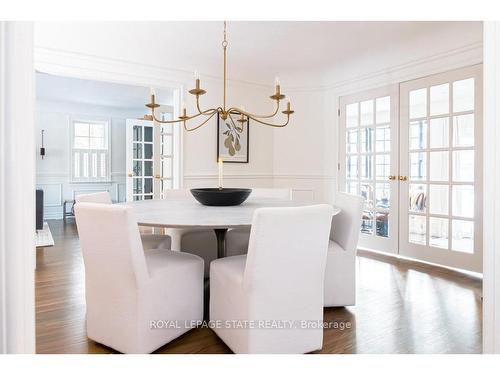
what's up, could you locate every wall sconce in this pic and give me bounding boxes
[40,130,46,159]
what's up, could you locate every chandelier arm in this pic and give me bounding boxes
[246,113,290,128]
[227,102,280,119]
[184,111,217,132]
[151,107,217,124]
[195,95,214,115]
[196,96,203,114]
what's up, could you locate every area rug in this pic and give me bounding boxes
[35,222,54,247]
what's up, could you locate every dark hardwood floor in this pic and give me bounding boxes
[36,219,482,354]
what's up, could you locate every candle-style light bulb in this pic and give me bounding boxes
[218,157,224,190]
[150,87,156,96]
[274,76,281,96]
[194,70,201,90]
[180,101,187,118]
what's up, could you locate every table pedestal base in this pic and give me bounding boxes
[214,228,228,259]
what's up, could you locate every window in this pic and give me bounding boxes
[71,119,110,182]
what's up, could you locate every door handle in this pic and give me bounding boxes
[388,175,397,180]
[399,175,408,181]
[154,174,161,179]
[128,173,133,177]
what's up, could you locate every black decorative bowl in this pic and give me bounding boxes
[190,188,252,206]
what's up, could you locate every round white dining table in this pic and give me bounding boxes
[124,196,341,258]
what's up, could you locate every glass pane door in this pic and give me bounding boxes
[159,112,174,198]
[126,119,156,201]
[339,85,399,254]
[399,65,482,272]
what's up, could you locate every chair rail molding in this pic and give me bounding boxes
[183,173,334,180]
[0,21,36,354]
[483,22,500,354]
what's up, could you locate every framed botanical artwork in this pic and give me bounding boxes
[217,114,249,163]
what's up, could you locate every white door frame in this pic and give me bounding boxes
[483,21,500,354]
[0,21,36,353]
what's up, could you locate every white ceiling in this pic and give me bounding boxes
[36,72,174,108]
[35,21,483,86]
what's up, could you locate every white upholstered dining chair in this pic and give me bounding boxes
[324,192,364,307]
[75,192,171,251]
[75,191,112,204]
[210,204,333,354]
[74,202,204,353]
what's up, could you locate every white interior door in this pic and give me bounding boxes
[399,65,483,272]
[339,85,399,254]
[157,111,177,198]
[126,119,159,201]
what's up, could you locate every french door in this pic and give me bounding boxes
[126,119,158,201]
[399,65,482,272]
[125,115,178,202]
[339,85,400,254]
[339,65,483,272]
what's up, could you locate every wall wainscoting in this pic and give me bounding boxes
[37,173,334,220]
[183,173,336,203]
[37,173,126,220]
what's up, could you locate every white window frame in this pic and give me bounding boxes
[69,117,111,183]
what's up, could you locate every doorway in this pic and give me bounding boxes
[339,65,483,272]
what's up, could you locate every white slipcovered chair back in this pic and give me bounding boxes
[248,188,291,200]
[243,204,333,316]
[330,192,364,253]
[75,191,112,204]
[162,189,191,199]
[75,203,149,299]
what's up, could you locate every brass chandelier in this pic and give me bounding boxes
[145,21,294,131]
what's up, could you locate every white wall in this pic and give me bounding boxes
[36,99,144,219]
[272,88,335,202]
[33,22,484,205]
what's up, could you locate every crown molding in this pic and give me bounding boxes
[34,46,273,90]
[35,40,483,96]
[285,41,483,93]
